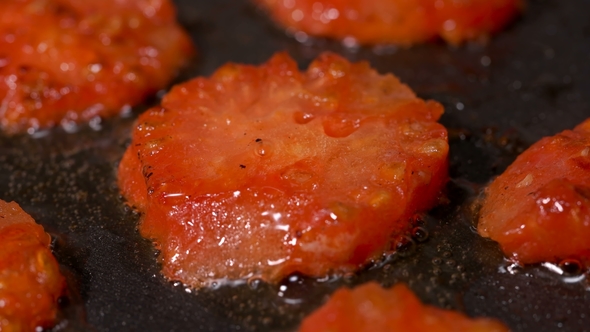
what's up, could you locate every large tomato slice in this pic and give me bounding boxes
[118,52,448,287]
[479,119,590,265]
[0,200,65,331]
[299,282,509,332]
[0,0,193,134]
[256,0,524,46]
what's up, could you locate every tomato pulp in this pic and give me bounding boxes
[0,0,193,134]
[0,200,65,331]
[299,282,509,332]
[257,0,524,46]
[479,119,590,265]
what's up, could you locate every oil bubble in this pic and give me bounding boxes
[446,259,457,267]
[394,236,416,257]
[411,226,429,242]
[247,276,263,290]
[559,259,582,275]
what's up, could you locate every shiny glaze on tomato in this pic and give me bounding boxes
[118,52,448,287]
[299,282,509,332]
[257,0,524,45]
[479,119,590,265]
[0,0,193,134]
[0,200,65,331]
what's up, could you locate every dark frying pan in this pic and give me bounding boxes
[1,0,589,331]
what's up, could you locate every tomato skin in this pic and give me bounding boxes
[256,0,524,45]
[479,119,590,265]
[0,200,65,331]
[0,0,193,134]
[299,282,509,332]
[118,52,448,287]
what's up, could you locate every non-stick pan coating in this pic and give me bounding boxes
[0,0,589,331]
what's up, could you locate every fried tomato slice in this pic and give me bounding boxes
[0,0,193,134]
[0,200,65,331]
[256,0,524,46]
[118,52,448,287]
[479,119,590,265]
[299,282,509,332]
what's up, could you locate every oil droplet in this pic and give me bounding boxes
[294,111,315,124]
[254,140,271,157]
[276,273,306,304]
[287,273,302,283]
[322,115,360,138]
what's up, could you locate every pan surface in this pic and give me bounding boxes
[0,0,589,331]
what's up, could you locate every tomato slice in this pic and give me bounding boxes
[299,282,509,332]
[256,0,524,45]
[479,119,590,265]
[0,0,193,134]
[0,200,65,331]
[118,52,448,287]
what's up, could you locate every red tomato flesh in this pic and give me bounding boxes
[0,200,65,331]
[479,119,590,265]
[0,0,193,134]
[299,282,509,332]
[118,52,448,287]
[256,0,524,46]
